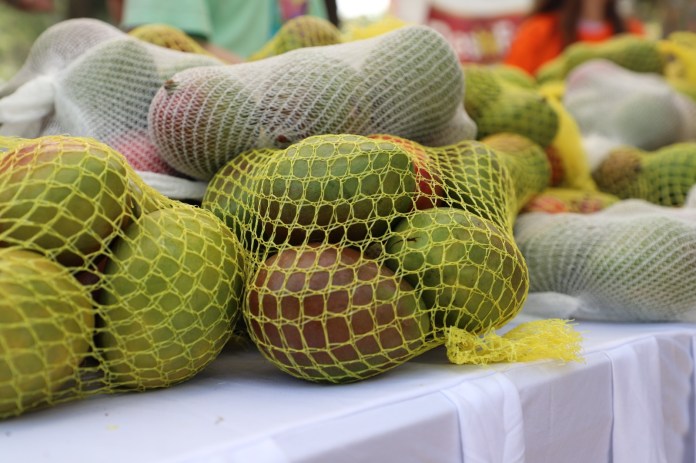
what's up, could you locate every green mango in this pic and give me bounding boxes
[593,143,696,206]
[97,205,246,389]
[255,134,417,247]
[383,208,528,334]
[249,15,342,60]
[0,136,131,267]
[0,248,94,419]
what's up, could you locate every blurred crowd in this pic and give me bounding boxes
[1,0,694,83]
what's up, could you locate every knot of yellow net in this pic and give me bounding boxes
[445,319,584,365]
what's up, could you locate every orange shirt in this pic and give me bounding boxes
[504,12,645,76]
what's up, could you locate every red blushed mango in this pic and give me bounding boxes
[0,136,131,268]
[369,134,443,210]
[246,243,431,383]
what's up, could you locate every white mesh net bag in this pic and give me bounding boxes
[514,198,696,322]
[148,25,477,181]
[0,18,222,199]
[563,59,696,170]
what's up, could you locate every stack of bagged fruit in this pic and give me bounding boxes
[0,135,247,419]
[3,15,696,420]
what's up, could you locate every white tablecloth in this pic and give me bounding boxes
[1,313,695,463]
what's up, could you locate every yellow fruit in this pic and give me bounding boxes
[0,248,94,418]
[97,205,246,389]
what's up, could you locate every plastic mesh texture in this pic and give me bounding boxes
[463,64,559,149]
[0,135,247,419]
[593,142,696,206]
[0,18,221,179]
[249,15,343,61]
[128,23,212,56]
[202,133,551,383]
[536,33,666,83]
[563,59,696,167]
[515,199,696,322]
[148,25,477,181]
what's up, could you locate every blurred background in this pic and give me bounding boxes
[0,0,693,82]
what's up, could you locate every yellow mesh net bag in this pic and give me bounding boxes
[0,135,247,419]
[202,133,581,384]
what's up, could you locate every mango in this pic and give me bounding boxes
[434,140,516,232]
[246,243,432,383]
[149,68,256,181]
[202,147,275,254]
[0,136,131,267]
[383,208,528,334]
[255,134,417,247]
[0,248,94,419]
[593,143,696,206]
[463,64,559,148]
[249,15,342,60]
[360,26,465,146]
[97,205,246,389]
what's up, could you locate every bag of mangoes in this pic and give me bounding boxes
[0,135,247,420]
[148,24,477,181]
[516,199,696,322]
[0,18,221,199]
[202,132,581,384]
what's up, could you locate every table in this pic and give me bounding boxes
[1,313,695,463]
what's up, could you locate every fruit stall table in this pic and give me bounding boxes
[1,312,695,463]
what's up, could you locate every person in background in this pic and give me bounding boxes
[504,0,645,76]
[118,0,337,63]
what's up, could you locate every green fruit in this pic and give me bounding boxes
[434,140,515,232]
[462,64,504,119]
[480,132,551,212]
[247,243,432,383]
[97,205,246,389]
[593,143,696,206]
[256,134,417,246]
[566,34,665,75]
[0,136,131,267]
[254,56,371,147]
[149,68,257,180]
[0,248,94,419]
[463,65,559,148]
[383,208,528,334]
[488,63,536,89]
[202,147,276,255]
[361,26,464,143]
[249,15,342,60]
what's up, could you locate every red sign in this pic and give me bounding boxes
[426,6,525,64]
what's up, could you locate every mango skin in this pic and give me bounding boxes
[0,136,131,267]
[383,208,528,334]
[256,134,417,247]
[0,248,94,419]
[97,205,246,389]
[247,243,431,383]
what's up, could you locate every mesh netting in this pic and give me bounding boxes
[249,15,343,61]
[128,23,212,56]
[462,64,559,149]
[0,135,246,419]
[536,33,666,83]
[0,18,221,197]
[202,133,555,383]
[593,142,696,206]
[563,59,696,169]
[522,187,620,214]
[515,199,696,322]
[149,25,476,181]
